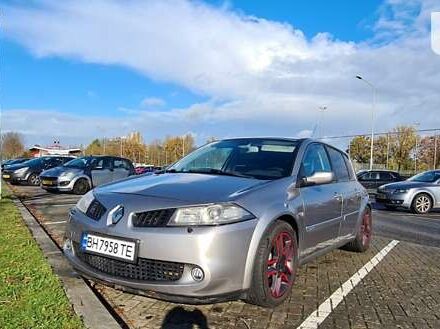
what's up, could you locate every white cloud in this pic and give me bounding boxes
[2,0,440,146]
[140,97,166,108]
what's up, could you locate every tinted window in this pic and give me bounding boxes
[379,172,394,181]
[301,143,332,177]
[326,147,350,181]
[91,158,111,169]
[114,159,131,170]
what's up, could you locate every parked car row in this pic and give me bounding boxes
[357,169,440,214]
[2,155,135,194]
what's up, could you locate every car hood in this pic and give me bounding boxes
[4,163,29,171]
[380,181,435,190]
[41,166,82,177]
[95,173,269,203]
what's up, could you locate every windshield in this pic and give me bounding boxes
[64,157,90,169]
[22,158,44,166]
[408,171,440,183]
[168,139,299,180]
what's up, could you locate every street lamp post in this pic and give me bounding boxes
[317,106,327,138]
[356,75,376,171]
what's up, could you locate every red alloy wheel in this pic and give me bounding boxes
[361,209,372,247]
[266,231,295,299]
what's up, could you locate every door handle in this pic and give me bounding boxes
[333,193,342,201]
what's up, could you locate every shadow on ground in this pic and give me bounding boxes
[160,306,209,329]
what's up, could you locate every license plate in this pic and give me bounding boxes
[376,193,386,199]
[81,233,138,262]
[2,174,10,179]
[42,179,54,185]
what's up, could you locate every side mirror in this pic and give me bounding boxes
[301,172,334,187]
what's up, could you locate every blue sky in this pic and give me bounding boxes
[1,0,439,147]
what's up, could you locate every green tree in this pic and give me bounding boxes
[391,126,417,171]
[349,136,370,164]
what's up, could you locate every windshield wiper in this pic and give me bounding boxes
[187,168,253,179]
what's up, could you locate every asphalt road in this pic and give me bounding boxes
[372,202,440,248]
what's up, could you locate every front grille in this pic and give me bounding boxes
[132,209,176,227]
[73,243,184,281]
[86,200,107,221]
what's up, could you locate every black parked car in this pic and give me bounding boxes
[356,170,403,194]
[2,156,75,186]
[1,158,30,170]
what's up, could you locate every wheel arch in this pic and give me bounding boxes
[71,174,92,188]
[411,190,435,207]
[242,210,303,290]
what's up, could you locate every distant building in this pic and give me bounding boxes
[29,140,81,157]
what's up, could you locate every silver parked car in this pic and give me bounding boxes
[64,138,371,307]
[376,170,440,214]
[40,156,135,194]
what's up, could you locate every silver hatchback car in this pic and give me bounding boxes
[64,138,371,307]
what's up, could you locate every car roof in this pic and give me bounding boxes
[220,137,303,143]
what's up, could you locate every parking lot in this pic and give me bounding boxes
[6,183,439,329]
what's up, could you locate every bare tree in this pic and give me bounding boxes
[1,132,25,159]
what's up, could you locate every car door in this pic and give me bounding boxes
[90,157,113,187]
[378,172,394,188]
[299,143,343,257]
[326,146,362,239]
[112,158,131,181]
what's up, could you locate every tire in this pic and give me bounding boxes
[72,179,90,195]
[384,205,397,210]
[343,207,372,253]
[27,173,41,186]
[247,220,298,308]
[411,193,432,214]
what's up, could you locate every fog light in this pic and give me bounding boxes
[191,266,204,282]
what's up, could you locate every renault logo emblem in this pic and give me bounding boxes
[111,205,124,225]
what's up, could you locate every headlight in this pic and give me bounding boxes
[392,189,408,194]
[14,167,29,175]
[76,190,94,214]
[168,204,255,226]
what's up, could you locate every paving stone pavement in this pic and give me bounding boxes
[8,184,440,329]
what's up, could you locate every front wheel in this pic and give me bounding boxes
[27,173,41,186]
[411,193,432,214]
[247,221,298,308]
[72,179,90,195]
[343,207,372,252]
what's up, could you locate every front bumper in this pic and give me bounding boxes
[64,208,258,301]
[1,171,29,183]
[375,190,411,208]
[40,176,74,191]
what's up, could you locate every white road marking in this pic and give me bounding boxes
[44,220,68,225]
[296,240,400,329]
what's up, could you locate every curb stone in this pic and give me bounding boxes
[7,189,121,329]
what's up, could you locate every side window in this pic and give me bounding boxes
[301,143,332,177]
[92,158,111,170]
[48,157,63,167]
[343,154,356,180]
[326,147,350,182]
[114,159,130,170]
[379,172,393,181]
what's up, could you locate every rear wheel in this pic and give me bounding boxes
[247,221,298,307]
[72,179,90,195]
[411,193,432,214]
[343,207,372,252]
[27,173,40,186]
